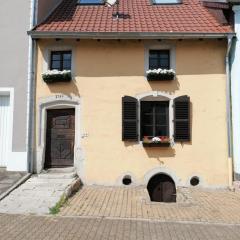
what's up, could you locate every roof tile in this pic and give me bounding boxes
[35,0,233,34]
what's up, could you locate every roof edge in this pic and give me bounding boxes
[28,31,235,39]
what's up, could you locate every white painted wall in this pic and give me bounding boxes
[0,1,30,171]
[231,6,240,180]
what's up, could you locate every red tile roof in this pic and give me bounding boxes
[34,0,233,35]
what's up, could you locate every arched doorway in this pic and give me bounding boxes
[147,174,176,203]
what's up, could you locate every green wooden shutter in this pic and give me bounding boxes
[122,96,138,141]
[174,95,190,142]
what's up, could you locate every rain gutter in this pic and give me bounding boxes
[27,31,235,39]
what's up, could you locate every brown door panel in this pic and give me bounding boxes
[45,109,75,168]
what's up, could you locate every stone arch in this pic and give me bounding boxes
[147,173,176,202]
[144,167,180,186]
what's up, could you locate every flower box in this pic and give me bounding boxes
[146,69,175,81]
[42,70,72,84]
[142,136,171,147]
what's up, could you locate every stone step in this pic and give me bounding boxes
[38,172,77,180]
[44,167,76,174]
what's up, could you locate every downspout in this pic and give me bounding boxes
[226,35,234,187]
[26,0,37,173]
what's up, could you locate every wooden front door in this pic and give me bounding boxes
[148,174,176,203]
[45,109,75,168]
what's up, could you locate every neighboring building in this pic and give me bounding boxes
[29,0,235,201]
[0,1,31,171]
[228,0,240,188]
[0,0,63,172]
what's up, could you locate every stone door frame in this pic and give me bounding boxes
[37,94,84,178]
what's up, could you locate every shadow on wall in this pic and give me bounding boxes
[144,147,176,160]
[46,79,80,97]
[147,77,180,94]
[123,141,175,164]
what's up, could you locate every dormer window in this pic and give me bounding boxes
[152,0,181,4]
[78,0,104,5]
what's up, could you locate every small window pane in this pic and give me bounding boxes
[156,114,167,125]
[52,54,61,61]
[143,114,153,125]
[149,50,170,69]
[51,61,61,70]
[142,126,153,137]
[63,53,72,61]
[149,59,159,70]
[149,51,159,58]
[155,126,168,136]
[63,61,71,70]
[141,102,152,113]
[155,103,168,114]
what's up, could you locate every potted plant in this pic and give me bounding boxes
[146,68,175,81]
[142,136,171,147]
[42,70,72,84]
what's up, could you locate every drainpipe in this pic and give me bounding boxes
[231,6,240,184]
[26,0,37,173]
[226,35,234,187]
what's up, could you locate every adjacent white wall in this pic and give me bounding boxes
[231,6,240,180]
[0,1,31,171]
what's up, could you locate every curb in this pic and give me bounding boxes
[64,177,82,198]
[0,173,32,201]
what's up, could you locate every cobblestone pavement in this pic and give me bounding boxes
[60,186,240,224]
[0,214,239,240]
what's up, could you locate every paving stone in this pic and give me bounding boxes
[60,186,240,224]
[1,214,239,240]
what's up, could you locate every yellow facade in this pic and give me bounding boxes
[35,39,230,188]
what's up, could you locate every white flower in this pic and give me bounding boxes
[42,70,71,77]
[152,137,161,143]
[146,68,176,75]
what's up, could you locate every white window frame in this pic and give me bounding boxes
[136,91,175,145]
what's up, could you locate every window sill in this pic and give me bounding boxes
[142,142,171,147]
[43,78,72,84]
[42,70,72,84]
[146,75,175,81]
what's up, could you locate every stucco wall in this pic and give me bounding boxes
[35,39,229,187]
[0,1,29,154]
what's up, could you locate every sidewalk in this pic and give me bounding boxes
[0,169,80,215]
[0,214,239,240]
[60,186,240,224]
